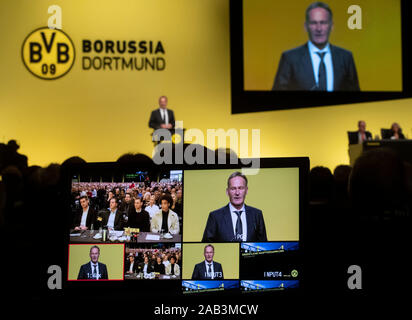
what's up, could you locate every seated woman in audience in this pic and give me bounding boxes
[390,122,405,140]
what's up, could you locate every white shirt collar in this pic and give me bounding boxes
[308,40,330,54]
[228,202,245,214]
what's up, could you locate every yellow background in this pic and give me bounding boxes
[0,0,411,171]
[243,0,402,91]
[183,168,299,242]
[182,243,239,279]
[68,244,124,280]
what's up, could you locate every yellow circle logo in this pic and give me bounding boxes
[171,133,182,144]
[22,27,75,80]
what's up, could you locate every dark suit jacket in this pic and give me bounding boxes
[192,261,224,280]
[390,132,405,140]
[139,262,154,274]
[72,207,97,229]
[77,262,108,280]
[119,201,133,215]
[273,43,360,91]
[128,210,150,232]
[100,209,124,230]
[148,108,175,130]
[153,262,166,274]
[348,130,372,144]
[202,204,267,242]
[125,260,138,274]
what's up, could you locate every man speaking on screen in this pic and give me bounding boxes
[202,172,267,242]
[272,1,360,91]
[192,244,224,280]
[77,246,108,280]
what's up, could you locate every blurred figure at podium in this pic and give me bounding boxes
[352,120,372,144]
[148,96,175,130]
[348,121,373,145]
[390,122,405,140]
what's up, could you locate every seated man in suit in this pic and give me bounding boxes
[125,254,138,274]
[73,196,96,230]
[355,120,372,144]
[165,256,180,277]
[77,245,108,280]
[273,2,359,91]
[101,197,124,231]
[150,194,180,235]
[202,172,267,242]
[128,197,151,231]
[139,256,154,275]
[119,192,134,215]
[148,95,176,130]
[192,244,224,280]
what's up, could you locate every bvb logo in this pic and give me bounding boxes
[22,27,75,80]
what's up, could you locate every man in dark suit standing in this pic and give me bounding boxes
[202,172,267,242]
[73,196,97,230]
[192,244,224,280]
[77,246,108,280]
[273,2,359,91]
[148,96,176,130]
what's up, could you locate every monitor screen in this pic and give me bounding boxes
[64,158,307,296]
[243,0,402,92]
[230,0,412,113]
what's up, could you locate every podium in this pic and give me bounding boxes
[348,144,363,167]
[349,140,412,166]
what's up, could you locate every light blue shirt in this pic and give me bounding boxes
[107,209,117,229]
[308,41,334,91]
